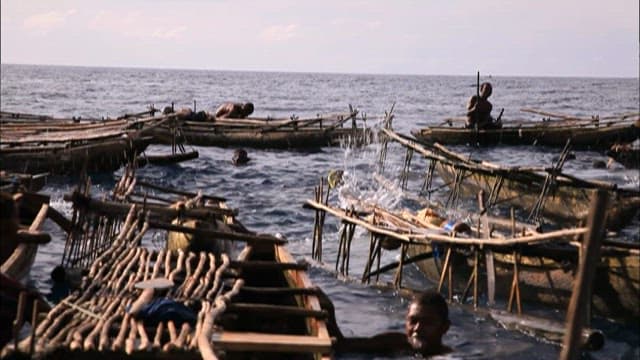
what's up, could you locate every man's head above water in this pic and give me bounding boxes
[405,290,450,355]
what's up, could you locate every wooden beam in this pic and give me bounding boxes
[212,331,332,353]
[226,303,328,319]
[560,190,608,360]
[65,191,235,218]
[229,260,307,271]
[238,286,321,296]
[367,251,434,278]
[149,221,286,245]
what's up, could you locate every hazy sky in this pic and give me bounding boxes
[1,0,638,77]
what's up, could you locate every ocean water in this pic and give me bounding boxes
[1,63,639,359]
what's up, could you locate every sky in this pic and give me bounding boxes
[1,0,638,77]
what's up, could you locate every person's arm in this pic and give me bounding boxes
[314,287,410,354]
[215,104,231,118]
[466,95,479,116]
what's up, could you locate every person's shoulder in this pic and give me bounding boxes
[216,102,233,110]
[336,332,410,354]
[371,331,407,343]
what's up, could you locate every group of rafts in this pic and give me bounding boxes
[1,104,638,358]
[0,105,368,175]
[306,108,639,325]
[0,104,368,359]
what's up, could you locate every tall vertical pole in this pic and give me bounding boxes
[560,190,608,360]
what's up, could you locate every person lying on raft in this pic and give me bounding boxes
[215,102,254,119]
[318,289,452,357]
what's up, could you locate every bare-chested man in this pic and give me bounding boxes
[215,102,254,119]
[466,82,501,129]
[319,289,452,357]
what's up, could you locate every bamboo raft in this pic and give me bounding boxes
[0,110,180,175]
[381,128,640,230]
[3,170,331,359]
[305,179,639,322]
[411,110,640,149]
[151,106,372,149]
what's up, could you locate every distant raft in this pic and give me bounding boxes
[411,110,639,150]
[151,106,373,149]
[0,109,179,175]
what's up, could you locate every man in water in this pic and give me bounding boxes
[465,82,502,129]
[320,289,452,357]
[232,149,250,166]
[215,102,254,118]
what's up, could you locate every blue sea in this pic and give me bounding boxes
[1,64,639,359]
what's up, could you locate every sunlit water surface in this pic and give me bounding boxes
[2,64,639,359]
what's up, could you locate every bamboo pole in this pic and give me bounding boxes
[366,251,434,279]
[65,192,235,219]
[306,199,587,247]
[560,190,608,360]
[135,180,226,203]
[479,191,496,306]
[473,248,479,308]
[437,246,452,293]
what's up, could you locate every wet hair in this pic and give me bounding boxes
[480,82,492,98]
[242,102,254,116]
[232,149,250,165]
[413,290,449,322]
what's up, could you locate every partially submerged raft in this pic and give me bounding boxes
[382,128,640,230]
[152,107,372,149]
[305,186,640,322]
[0,110,180,175]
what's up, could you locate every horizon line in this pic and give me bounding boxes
[1,61,638,80]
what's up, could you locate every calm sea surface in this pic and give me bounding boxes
[1,64,639,359]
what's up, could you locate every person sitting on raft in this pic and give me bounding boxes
[215,102,254,119]
[318,289,452,357]
[465,82,502,130]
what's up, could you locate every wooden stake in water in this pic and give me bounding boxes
[560,190,608,360]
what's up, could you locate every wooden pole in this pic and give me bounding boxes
[560,190,608,360]
[437,246,452,293]
[13,292,26,349]
[478,191,496,306]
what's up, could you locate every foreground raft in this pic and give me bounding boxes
[411,110,640,149]
[151,106,372,149]
[3,170,331,359]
